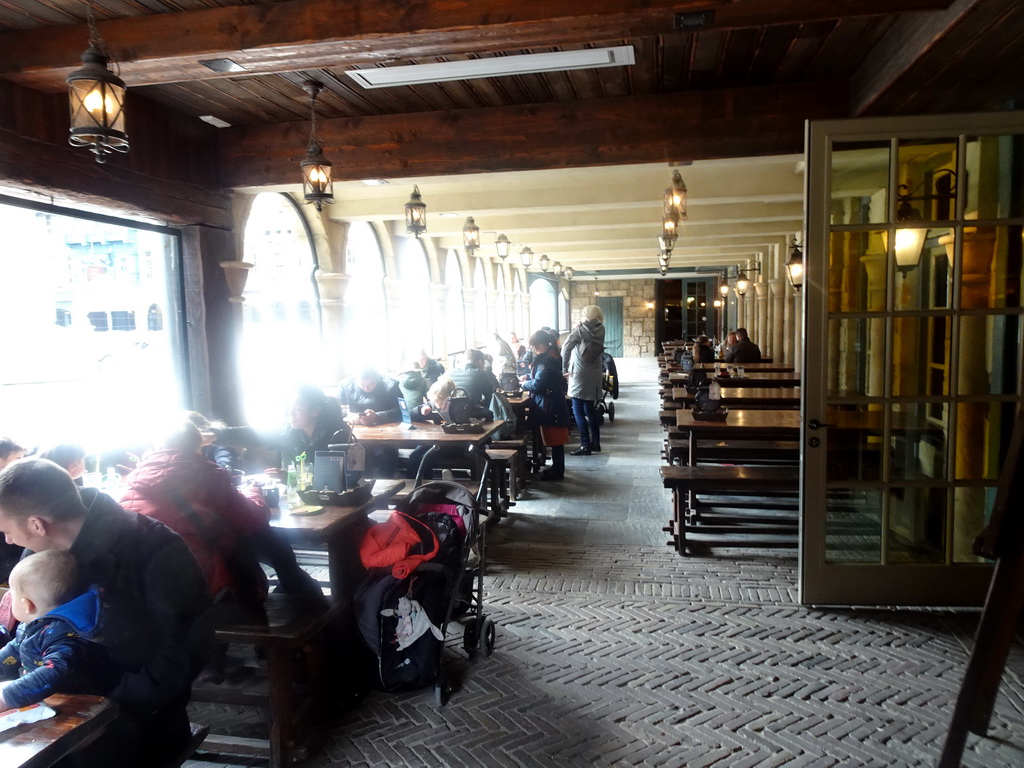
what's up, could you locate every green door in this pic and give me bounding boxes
[596,296,623,357]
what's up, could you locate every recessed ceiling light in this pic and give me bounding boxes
[199,58,246,73]
[361,179,390,186]
[347,45,635,89]
[199,115,231,128]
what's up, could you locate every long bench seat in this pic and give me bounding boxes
[661,465,800,555]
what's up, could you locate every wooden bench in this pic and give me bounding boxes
[193,594,336,768]
[485,447,519,516]
[665,438,800,466]
[661,465,800,555]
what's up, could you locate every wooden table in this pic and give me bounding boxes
[271,478,404,598]
[0,694,117,768]
[352,420,504,448]
[671,387,801,409]
[694,363,795,373]
[675,408,801,438]
[665,372,801,387]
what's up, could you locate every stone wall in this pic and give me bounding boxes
[569,279,656,358]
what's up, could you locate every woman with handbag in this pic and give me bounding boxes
[520,330,570,481]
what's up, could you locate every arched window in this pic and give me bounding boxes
[473,259,487,348]
[513,271,525,337]
[495,267,507,336]
[444,249,466,355]
[343,221,388,372]
[241,193,320,428]
[394,237,432,369]
[529,277,557,333]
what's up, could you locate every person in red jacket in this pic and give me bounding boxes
[119,421,324,613]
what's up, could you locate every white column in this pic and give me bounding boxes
[429,282,449,357]
[768,279,785,362]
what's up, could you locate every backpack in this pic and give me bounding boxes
[488,391,517,439]
[443,388,493,425]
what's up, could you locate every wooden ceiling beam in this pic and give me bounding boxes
[849,0,985,115]
[0,0,953,92]
[218,81,848,188]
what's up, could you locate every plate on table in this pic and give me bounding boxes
[287,504,325,516]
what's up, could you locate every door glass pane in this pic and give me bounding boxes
[956,314,1021,395]
[828,230,887,313]
[954,401,1014,480]
[830,142,889,225]
[828,317,886,397]
[965,134,1024,219]
[896,139,958,223]
[828,405,884,481]
[894,228,953,310]
[952,485,995,563]
[892,316,950,397]
[887,486,946,563]
[891,402,947,480]
[959,225,1024,309]
[825,488,882,564]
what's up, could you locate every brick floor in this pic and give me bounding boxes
[187,358,1024,767]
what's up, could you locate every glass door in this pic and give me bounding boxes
[802,113,1024,606]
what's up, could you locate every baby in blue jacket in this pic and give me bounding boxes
[0,550,117,710]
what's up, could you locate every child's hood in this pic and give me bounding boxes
[46,588,102,634]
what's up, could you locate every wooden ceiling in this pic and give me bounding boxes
[1,0,1022,276]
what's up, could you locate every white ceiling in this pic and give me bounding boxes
[245,153,806,280]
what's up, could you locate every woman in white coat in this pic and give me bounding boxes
[562,305,606,455]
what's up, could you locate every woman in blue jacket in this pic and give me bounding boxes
[520,330,570,480]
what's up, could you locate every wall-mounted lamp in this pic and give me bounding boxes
[785,237,804,290]
[405,185,427,236]
[594,277,600,296]
[735,262,761,297]
[495,233,511,260]
[893,169,956,274]
[719,282,731,298]
[552,262,564,277]
[519,246,533,267]
[539,254,551,272]
[67,1,128,163]
[645,300,656,310]
[463,217,480,255]
[564,266,575,280]
[299,81,334,212]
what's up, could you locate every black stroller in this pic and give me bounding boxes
[353,480,495,706]
[596,352,619,423]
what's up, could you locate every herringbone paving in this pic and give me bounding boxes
[187,358,1024,767]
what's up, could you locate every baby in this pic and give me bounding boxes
[0,550,117,710]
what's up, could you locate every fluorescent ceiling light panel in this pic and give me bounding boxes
[347,45,635,89]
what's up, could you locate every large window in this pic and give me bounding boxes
[0,196,186,452]
[444,249,466,355]
[241,193,320,429]
[343,221,388,372]
[393,237,432,369]
[513,271,526,337]
[529,277,557,333]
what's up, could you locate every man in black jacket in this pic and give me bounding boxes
[0,458,212,768]
[723,327,763,364]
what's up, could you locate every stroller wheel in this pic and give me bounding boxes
[480,617,497,656]
[434,669,453,707]
[463,620,480,655]
[608,402,615,422]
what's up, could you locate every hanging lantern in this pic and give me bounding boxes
[719,282,731,298]
[496,233,512,260]
[519,246,534,267]
[539,254,551,272]
[299,81,334,212]
[552,262,563,277]
[664,169,688,223]
[405,185,427,236]
[564,266,575,280]
[463,217,481,255]
[67,6,128,164]
[660,218,678,249]
[659,264,668,276]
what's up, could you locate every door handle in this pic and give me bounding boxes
[807,418,836,430]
